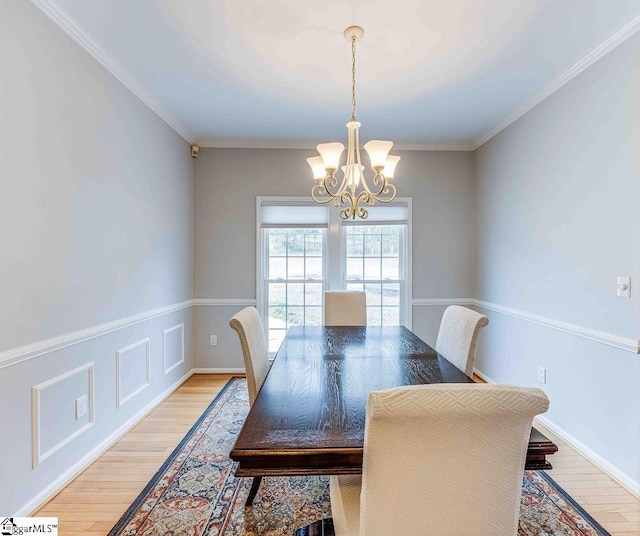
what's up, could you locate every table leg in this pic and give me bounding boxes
[245,476,262,507]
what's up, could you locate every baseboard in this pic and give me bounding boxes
[472,368,495,384]
[473,367,640,499]
[18,369,194,516]
[534,415,640,499]
[192,367,246,374]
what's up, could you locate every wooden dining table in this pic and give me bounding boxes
[230,325,557,488]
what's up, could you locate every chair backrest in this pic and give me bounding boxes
[360,384,549,536]
[324,291,367,326]
[436,305,489,376]
[229,307,270,406]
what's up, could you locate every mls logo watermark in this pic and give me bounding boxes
[0,517,58,535]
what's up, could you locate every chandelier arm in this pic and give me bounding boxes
[311,184,338,205]
[370,181,397,203]
[320,173,348,198]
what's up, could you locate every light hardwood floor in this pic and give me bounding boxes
[33,374,640,535]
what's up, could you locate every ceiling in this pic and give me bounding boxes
[34,0,640,149]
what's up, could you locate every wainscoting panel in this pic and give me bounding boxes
[31,362,95,468]
[2,304,194,516]
[116,338,151,408]
[163,323,185,374]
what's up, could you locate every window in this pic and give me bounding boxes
[345,225,404,326]
[258,198,411,355]
[264,227,325,353]
[259,201,329,353]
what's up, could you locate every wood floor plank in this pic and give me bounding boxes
[30,373,639,536]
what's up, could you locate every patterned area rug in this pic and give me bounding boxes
[108,378,610,536]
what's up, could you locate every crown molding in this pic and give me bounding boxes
[196,140,318,150]
[30,0,195,144]
[196,139,475,151]
[395,143,475,152]
[28,1,640,155]
[472,14,640,150]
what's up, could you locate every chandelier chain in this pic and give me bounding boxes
[351,36,357,121]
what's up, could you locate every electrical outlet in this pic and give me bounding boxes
[537,366,546,384]
[210,335,218,346]
[75,395,88,419]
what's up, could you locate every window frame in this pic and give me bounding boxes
[257,196,412,356]
[262,227,328,354]
[257,197,331,357]
[342,223,409,328]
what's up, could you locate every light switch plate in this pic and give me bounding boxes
[617,276,631,298]
[210,335,218,346]
[537,366,546,384]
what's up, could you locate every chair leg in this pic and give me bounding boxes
[245,476,262,507]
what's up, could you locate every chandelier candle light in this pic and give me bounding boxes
[307,26,400,219]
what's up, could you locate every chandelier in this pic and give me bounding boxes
[307,26,400,220]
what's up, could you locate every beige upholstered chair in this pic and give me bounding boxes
[324,290,367,326]
[229,306,270,406]
[330,384,549,536]
[436,305,489,376]
[229,306,271,505]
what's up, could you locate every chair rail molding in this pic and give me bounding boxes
[412,297,639,353]
[472,299,639,354]
[412,298,473,306]
[3,296,636,373]
[0,300,193,370]
[193,298,257,307]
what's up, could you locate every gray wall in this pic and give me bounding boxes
[0,2,194,514]
[193,148,475,368]
[474,31,640,490]
[5,0,639,514]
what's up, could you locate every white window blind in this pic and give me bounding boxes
[261,202,329,228]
